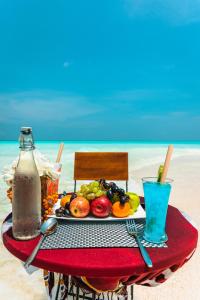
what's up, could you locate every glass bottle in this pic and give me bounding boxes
[12,127,41,240]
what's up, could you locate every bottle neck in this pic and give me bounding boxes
[19,133,35,151]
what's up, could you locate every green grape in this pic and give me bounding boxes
[112,194,120,202]
[92,187,98,193]
[95,190,105,197]
[77,192,84,197]
[84,187,90,194]
[87,188,93,193]
[92,181,99,188]
[95,190,102,197]
[89,182,95,188]
[86,193,96,200]
[80,184,87,192]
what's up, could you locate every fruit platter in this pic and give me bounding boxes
[49,179,145,221]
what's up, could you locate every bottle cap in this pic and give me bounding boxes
[20,127,32,135]
[19,127,35,150]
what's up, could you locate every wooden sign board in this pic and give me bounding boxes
[74,152,128,181]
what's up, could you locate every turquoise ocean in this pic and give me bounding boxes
[1,140,200,221]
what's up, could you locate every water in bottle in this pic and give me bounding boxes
[12,127,41,240]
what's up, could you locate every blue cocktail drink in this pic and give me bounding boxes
[142,177,173,244]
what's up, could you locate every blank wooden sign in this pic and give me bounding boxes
[74,152,128,181]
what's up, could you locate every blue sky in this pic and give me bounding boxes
[0,0,200,140]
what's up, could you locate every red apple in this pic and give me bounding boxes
[90,196,112,218]
[70,197,90,218]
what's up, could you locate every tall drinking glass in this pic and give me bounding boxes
[142,177,173,244]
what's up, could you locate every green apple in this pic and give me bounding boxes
[126,192,140,213]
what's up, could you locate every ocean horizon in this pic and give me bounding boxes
[1,140,200,145]
[1,141,200,170]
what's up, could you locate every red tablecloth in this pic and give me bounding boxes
[2,204,198,291]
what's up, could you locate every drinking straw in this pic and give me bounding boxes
[160,144,174,183]
[56,143,64,163]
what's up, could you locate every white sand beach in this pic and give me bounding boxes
[0,143,199,300]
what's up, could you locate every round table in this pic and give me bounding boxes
[2,204,198,299]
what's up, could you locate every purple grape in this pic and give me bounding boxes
[120,195,127,205]
[64,209,70,216]
[109,182,116,188]
[111,185,118,193]
[118,188,125,196]
[65,202,71,210]
[107,189,113,200]
[70,193,77,201]
[55,207,65,217]
[103,182,110,190]
[99,178,106,184]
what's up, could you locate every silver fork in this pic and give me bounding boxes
[126,219,153,268]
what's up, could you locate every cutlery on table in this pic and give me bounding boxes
[24,218,58,270]
[126,219,153,268]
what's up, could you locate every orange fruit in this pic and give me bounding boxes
[112,201,131,218]
[60,195,71,207]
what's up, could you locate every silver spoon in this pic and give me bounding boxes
[24,218,58,270]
